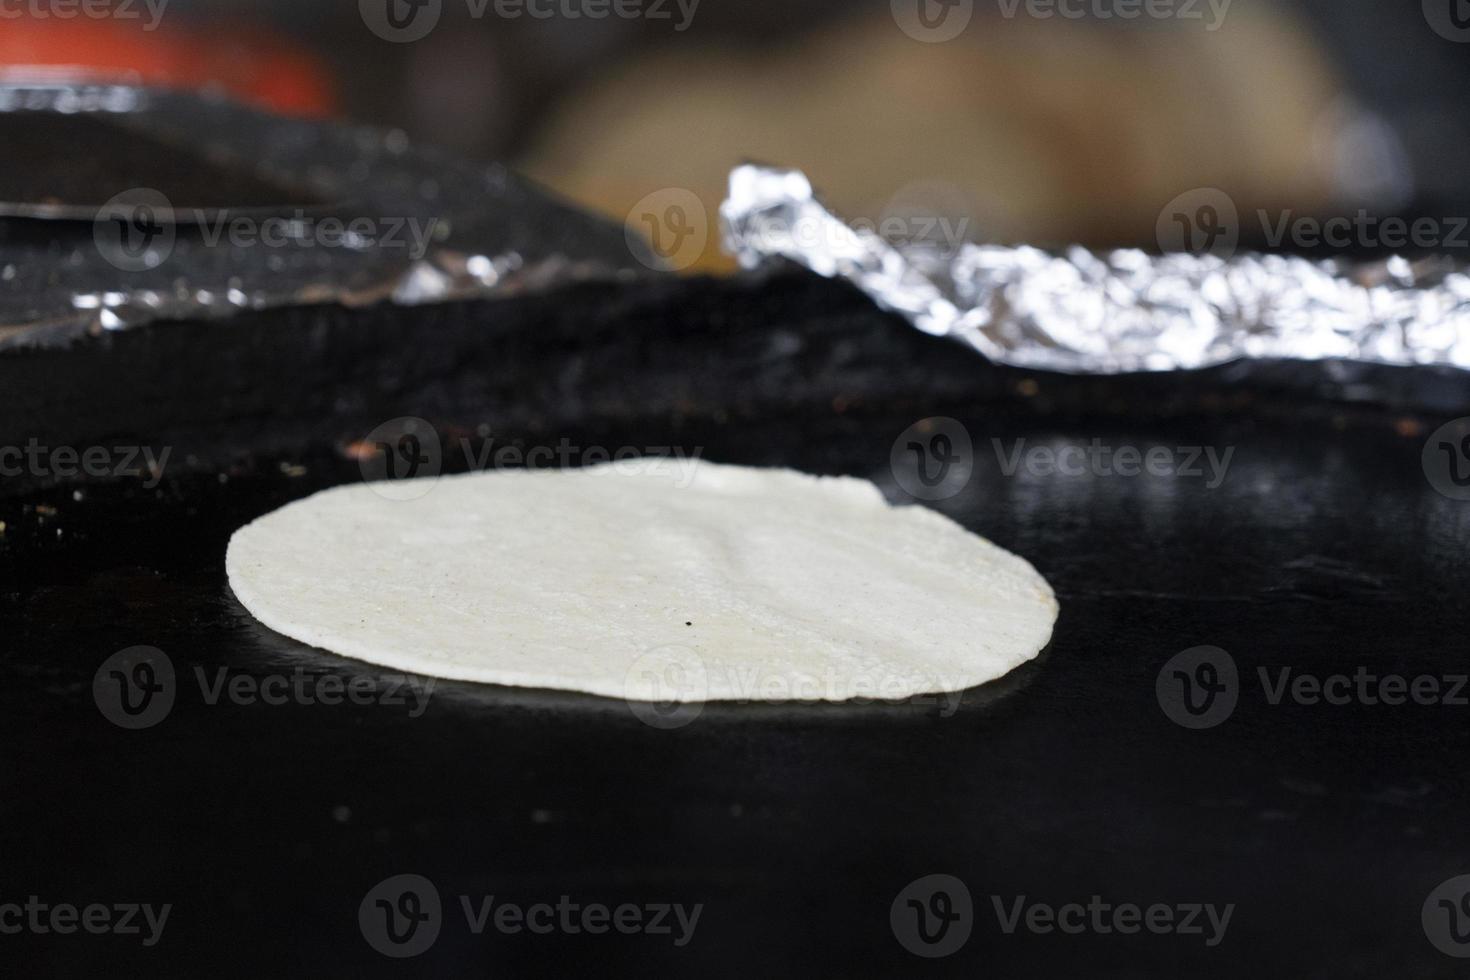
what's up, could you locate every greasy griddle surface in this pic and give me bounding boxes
[0,274,1465,977]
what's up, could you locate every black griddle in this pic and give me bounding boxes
[1,270,1467,978]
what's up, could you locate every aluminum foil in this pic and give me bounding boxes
[720,164,1470,375]
[0,83,644,348]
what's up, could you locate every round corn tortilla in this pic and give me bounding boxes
[225,460,1057,702]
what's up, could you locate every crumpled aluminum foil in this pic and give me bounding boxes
[0,83,643,348]
[720,164,1470,375]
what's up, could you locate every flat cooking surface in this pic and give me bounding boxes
[0,276,1465,976]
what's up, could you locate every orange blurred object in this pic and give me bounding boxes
[0,16,336,118]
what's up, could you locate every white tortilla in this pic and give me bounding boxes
[225,460,1057,702]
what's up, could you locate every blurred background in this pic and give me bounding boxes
[9,0,1470,268]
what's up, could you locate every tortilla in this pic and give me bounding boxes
[225,460,1057,702]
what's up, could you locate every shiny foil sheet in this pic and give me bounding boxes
[0,83,642,348]
[720,164,1470,376]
